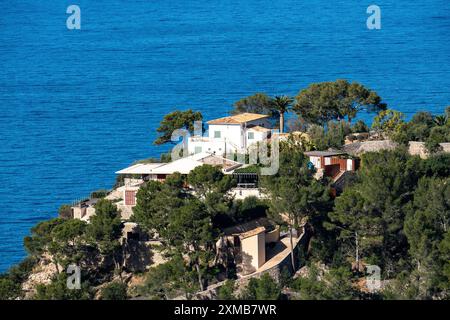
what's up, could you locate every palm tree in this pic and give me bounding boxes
[271,96,293,134]
[434,115,447,126]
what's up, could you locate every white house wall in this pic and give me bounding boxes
[208,124,243,152]
[309,156,322,169]
[187,138,226,155]
[187,117,273,155]
[245,130,268,148]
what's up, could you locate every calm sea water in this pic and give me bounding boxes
[0,0,449,272]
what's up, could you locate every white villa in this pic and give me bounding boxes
[73,113,277,221]
[187,112,273,156]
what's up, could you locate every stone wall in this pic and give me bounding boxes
[408,141,450,159]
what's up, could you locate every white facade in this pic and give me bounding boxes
[187,113,272,156]
[309,156,322,169]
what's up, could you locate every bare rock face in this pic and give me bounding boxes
[21,256,58,299]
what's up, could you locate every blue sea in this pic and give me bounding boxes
[0,0,449,272]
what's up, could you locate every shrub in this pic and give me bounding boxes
[241,273,281,300]
[138,256,198,300]
[90,189,109,199]
[351,120,369,133]
[58,204,73,219]
[217,280,236,300]
[101,282,128,300]
[0,277,20,300]
[34,273,91,300]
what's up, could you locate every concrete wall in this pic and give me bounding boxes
[73,206,96,221]
[265,227,280,244]
[241,232,266,271]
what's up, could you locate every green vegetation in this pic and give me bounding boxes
[0,257,36,300]
[231,93,294,133]
[154,109,203,145]
[133,166,232,294]
[133,153,171,165]
[240,273,281,300]
[291,265,358,300]
[261,141,331,271]
[374,108,450,153]
[101,282,128,300]
[3,83,449,300]
[351,120,370,133]
[138,255,199,299]
[90,189,109,199]
[34,273,92,300]
[319,149,450,299]
[294,80,386,124]
[270,95,293,133]
[233,164,261,174]
[7,199,125,300]
[58,204,73,219]
[86,199,123,274]
[231,93,273,116]
[217,280,236,300]
[307,121,351,150]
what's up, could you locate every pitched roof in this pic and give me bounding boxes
[207,113,269,125]
[304,150,346,157]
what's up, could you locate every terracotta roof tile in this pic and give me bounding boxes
[207,113,269,125]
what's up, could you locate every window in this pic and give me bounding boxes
[125,190,136,206]
[194,146,202,154]
[214,131,221,138]
[248,132,254,140]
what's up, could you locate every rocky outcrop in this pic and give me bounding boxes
[21,255,59,299]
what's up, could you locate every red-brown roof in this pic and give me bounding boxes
[207,113,269,125]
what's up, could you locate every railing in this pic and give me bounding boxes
[71,196,90,207]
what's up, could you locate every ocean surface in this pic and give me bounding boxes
[0,0,449,272]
